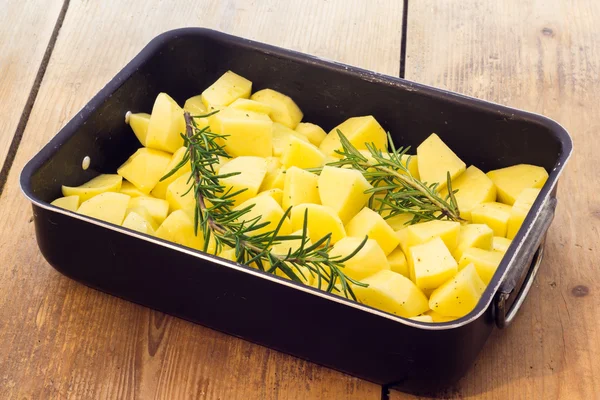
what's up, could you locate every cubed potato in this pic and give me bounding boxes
[183,95,207,114]
[318,166,373,223]
[417,133,466,190]
[429,263,486,317]
[271,230,314,285]
[281,135,326,169]
[507,188,541,239]
[357,150,420,179]
[319,116,388,157]
[217,247,239,263]
[150,147,191,199]
[219,156,268,206]
[271,229,311,256]
[424,310,457,323]
[387,247,409,277]
[122,211,156,235]
[406,220,461,252]
[145,93,186,153]
[458,247,503,284]
[259,157,285,191]
[126,206,159,230]
[117,148,172,194]
[157,210,216,253]
[127,112,150,146]
[409,315,434,323]
[471,202,512,237]
[345,208,400,255]
[251,89,303,129]
[493,236,512,253]
[352,270,429,318]
[487,164,548,205]
[77,192,131,225]
[330,237,389,281]
[410,237,458,291]
[282,167,321,210]
[290,203,346,244]
[51,195,80,212]
[120,180,147,197]
[295,122,327,146]
[62,174,122,202]
[128,196,169,225]
[395,227,410,254]
[271,122,311,156]
[452,224,494,261]
[210,107,273,158]
[201,71,252,108]
[233,195,292,236]
[439,166,496,220]
[165,174,195,213]
[257,188,284,206]
[384,212,414,231]
[229,98,273,115]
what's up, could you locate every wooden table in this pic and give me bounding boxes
[0,1,597,398]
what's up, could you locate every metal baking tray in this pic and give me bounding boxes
[20,28,572,394]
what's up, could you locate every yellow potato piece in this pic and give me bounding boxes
[429,263,486,318]
[417,133,466,190]
[233,195,292,236]
[487,164,548,205]
[259,157,283,191]
[440,165,496,220]
[51,195,80,212]
[290,203,346,244]
[77,192,130,225]
[507,188,541,239]
[271,229,311,256]
[126,206,159,230]
[424,310,457,323]
[353,270,428,318]
[146,93,186,153]
[383,212,414,231]
[281,135,326,169]
[210,107,273,158]
[471,202,512,237]
[317,166,373,224]
[282,167,321,210]
[120,180,147,197]
[183,95,207,114]
[357,150,419,179]
[127,112,150,146]
[387,247,409,277]
[122,211,156,235]
[452,223,494,261]
[271,122,310,156]
[201,71,252,108]
[409,315,434,323]
[128,196,169,225]
[270,229,314,285]
[62,174,122,202]
[319,116,388,157]
[257,188,284,206]
[410,237,458,291]
[295,122,327,146]
[492,236,512,253]
[219,156,268,206]
[165,174,195,213]
[406,220,461,252]
[117,148,172,194]
[330,237,389,281]
[251,88,303,129]
[345,207,400,255]
[229,98,273,115]
[156,210,215,253]
[151,147,192,199]
[458,247,503,284]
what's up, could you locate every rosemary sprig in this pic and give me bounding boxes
[325,130,463,224]
[161,112,367,300]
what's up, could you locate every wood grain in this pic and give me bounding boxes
[0,0,63,175]
[391,1,600,399]
[0,0,403,399]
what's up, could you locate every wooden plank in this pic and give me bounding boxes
[0,1,403,399]
[391,1,600,399]
[0,0,64,178]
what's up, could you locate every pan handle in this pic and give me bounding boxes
[494,196,557,329]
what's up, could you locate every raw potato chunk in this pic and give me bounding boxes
[319,116,387,157]
[117,148,172,194]
[251,89,303,129]
[440,166,496,220]
[295,122,327,146]
[429,263,485,318]
[210,108,273,158]
[62,174,123,202]
[126,206,159,230]
[77,192,130,225]
[345,208,400,255]
[424,310,456,323]
[219,156,268,206]
[166,175,195,213]
[271,122,310,156]
[387,248,409,277]
[120,181,147,197]
[271,230,314,285]
[128,196,169,225]
[233,195,292,236]
[384,213,414,231]
[410,237,458,291]
[486,164,548,205]
[229,98,273,115]
[353,270,429,318]
[201,71,252,108]
[318,166,373,223]
[507,188,541,239]
[417,133,466,189]
[281,135,326,169]
[409,315,434,323]
[282,167,321,210]
[290,204,346,244]
[122,211,155,235]
[358,150,419,179]
[183,95,207,114]
[452,224,494,261]
[127,113,150,146]
[260,157,284,191]
[458,247,503,284]
[51,195,80,211]
[493,236,512,253]
[471,202,512,237]
[330,238,389,281]
[406,220,461,252]
[156,209,216,253]
[146,93,186,153]
[257,188,284,206]
[151,147,191,199]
